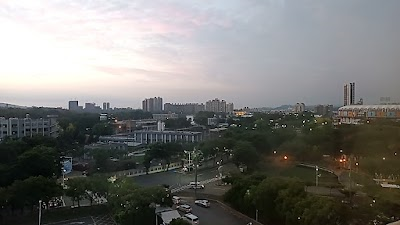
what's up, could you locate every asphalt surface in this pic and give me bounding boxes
[44,217,94,225]
[176,197,252,225]
[132,163,235,189]
[44,215,117,225]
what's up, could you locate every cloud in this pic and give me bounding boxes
[0,0,399,108]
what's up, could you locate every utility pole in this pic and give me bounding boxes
[349,155,353,205]
[38,200,42,225]
[256,209,259,222]
[194,148,198,199]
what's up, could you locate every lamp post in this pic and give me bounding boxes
[186,148,201,198]
[62,169,67,187]
[315,166,319,187]
[38,200,42,225]
[246,189,258,222]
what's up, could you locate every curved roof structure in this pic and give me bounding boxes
[339,105,400,111]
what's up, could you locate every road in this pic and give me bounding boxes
[132,163,238,189]
[44,215,117,225]
[176,197,253,225]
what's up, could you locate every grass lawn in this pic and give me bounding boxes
[258,156,340,187]
[352,172,400,206]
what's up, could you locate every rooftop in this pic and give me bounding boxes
[339,105,400,110]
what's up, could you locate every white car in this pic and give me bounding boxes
[177,204,192,213]
[189,182,205,189]
[194,199,210,208]
[183,213,199,224]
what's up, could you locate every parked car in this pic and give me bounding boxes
[177,204,192,213]
[183,213,199,224]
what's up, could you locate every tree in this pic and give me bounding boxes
[7,176,61,213]
[164,118,191,129]
[194,111,215,126]
[15,146,60,180]
[92,122,113,136]
[92,149,110,172]
[87,176,111,199]
[170,218,191,225]
[109,179,171,225]
[232,141,259,170]
[65,178,87,207]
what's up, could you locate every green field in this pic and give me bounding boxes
[259,163,340,187]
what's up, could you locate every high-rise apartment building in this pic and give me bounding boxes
[142,97,163,113]
[226,103,234,113]
[344,82,356,106]
[68,101,79,111]
[103,102,111,111]
[205,98,234,113]
[293,103,306,113]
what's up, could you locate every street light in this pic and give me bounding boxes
[185,148,201,198]
[246,189,258,222]
[62,169,67,187]
[315,166,319,187]
[38,200,42,225]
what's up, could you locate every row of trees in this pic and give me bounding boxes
[143,142,187,173]
[223,175,349,225]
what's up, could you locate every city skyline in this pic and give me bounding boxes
[1,0,400,108]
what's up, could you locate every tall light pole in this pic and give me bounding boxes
[315,166,319,187]
[186,148,200,198]
[38,200,42,225]
[61,169,66,187]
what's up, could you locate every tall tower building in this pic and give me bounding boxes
[343,82,356,106]
[350,82,355,105]
[344,84,349,106]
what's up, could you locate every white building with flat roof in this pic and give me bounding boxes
[0,116,58,141]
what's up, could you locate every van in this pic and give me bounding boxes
[184,213,199,224]
[172,196,181,205]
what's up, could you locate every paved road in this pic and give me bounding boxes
[132,163,237,189]
[44,215,117,225]
[176,197,253,225]
[44,217,94,225]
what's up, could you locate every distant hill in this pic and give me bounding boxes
[272,105,292,111]
[0,103,27,109]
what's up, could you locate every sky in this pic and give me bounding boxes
[1,0,400,109]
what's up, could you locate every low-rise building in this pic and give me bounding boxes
[99,130,203,145]
[132,130,202,144]
[152,113,179,121]
[338,105,400,124]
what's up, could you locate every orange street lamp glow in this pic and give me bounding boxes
[284,155,288,160]
[339,159,343,163]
